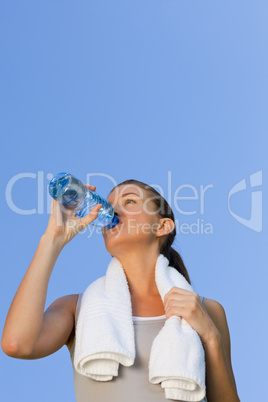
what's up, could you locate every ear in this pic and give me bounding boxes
[156,218,175,238]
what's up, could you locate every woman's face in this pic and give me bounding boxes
[101,184,161,255]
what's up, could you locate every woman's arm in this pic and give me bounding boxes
[1,234,64,356]
[202,298,240,402]
[1,185,102,358]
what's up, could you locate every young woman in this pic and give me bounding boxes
[1,179,240,401]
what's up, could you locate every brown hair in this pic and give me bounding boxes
[108,179,191,285]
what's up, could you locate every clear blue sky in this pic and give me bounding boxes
[1,1,267,401]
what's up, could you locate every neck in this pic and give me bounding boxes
[112,248,161,299]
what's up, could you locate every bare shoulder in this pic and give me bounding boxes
[202,296,228,335]
[202,296,238,391]
[202,296,224,317]
[48,293,79,315]
[46,293,79,321]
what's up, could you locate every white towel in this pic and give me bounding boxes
[73,254,206,401]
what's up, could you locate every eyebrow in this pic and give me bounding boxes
[121,192,141,198]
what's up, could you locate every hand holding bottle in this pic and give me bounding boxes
[44,184,102,248]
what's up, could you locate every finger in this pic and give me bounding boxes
[165,306,185,319]
[84,183,96,190]
[165,299,194,309]
[79,204,103,227]
[164,287,193,303]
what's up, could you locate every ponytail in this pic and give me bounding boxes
[162,246,191,285]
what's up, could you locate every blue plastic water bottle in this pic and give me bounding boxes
[48,172,119,229]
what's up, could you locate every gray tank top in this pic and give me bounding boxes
[69,294,208,402]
